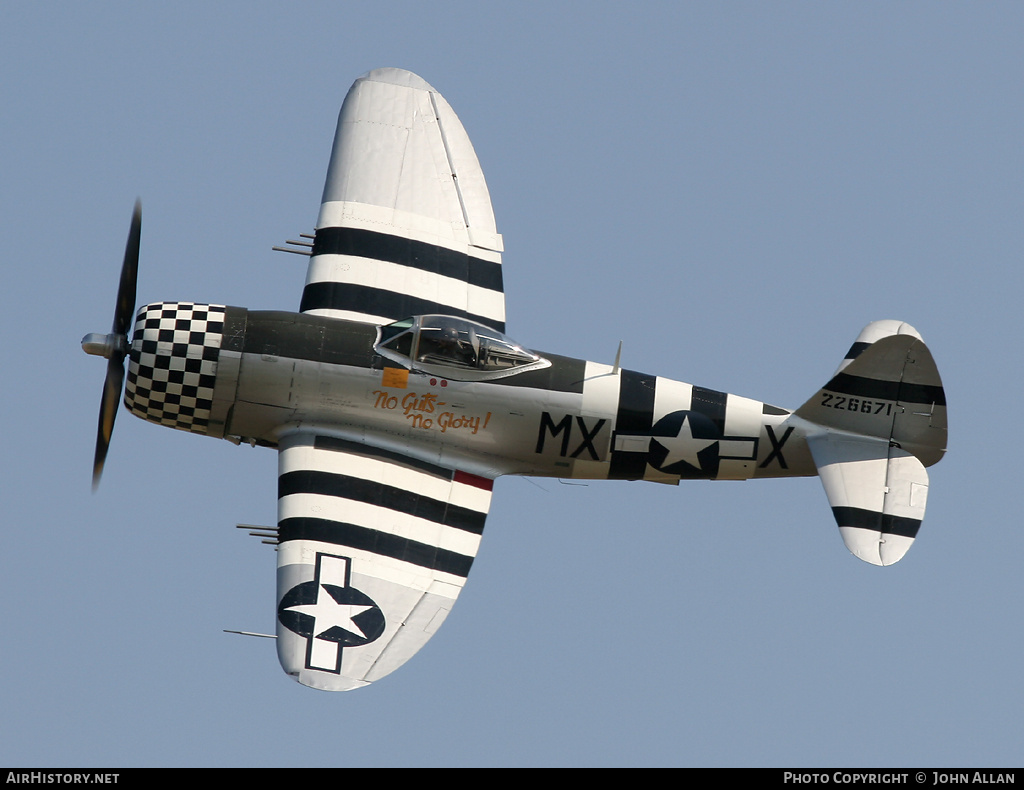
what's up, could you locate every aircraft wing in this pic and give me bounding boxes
[274,431,494,691]
[300,68,505,331]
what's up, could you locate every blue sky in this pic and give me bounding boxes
[2,2,1022,767]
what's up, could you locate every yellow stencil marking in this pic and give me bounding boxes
[381,367,409,389]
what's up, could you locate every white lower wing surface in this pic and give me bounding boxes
[275,431,493,690]
[301,67,506,331]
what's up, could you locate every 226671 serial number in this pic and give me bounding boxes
[820,392,894,415]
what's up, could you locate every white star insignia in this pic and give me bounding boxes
[285,585,373,639]
[654,414,717,470]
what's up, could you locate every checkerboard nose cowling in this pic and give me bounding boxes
[124,302,227,435]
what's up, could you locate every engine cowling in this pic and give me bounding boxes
[124,302,238,437]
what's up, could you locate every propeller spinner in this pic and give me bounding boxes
[82,200,141,489]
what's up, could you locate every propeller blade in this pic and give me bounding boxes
[113,199,141,337]
[90,200,141,490]
[92,355,126,490]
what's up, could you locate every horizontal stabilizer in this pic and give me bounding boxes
[807,432,928,566]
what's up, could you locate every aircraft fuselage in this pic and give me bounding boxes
[125,303,818,484]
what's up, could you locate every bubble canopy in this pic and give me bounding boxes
[374,315,550,381]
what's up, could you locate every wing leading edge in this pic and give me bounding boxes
[301,67,505,331]
[275,431,494,691]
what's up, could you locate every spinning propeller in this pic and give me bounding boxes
[81,200,141,489]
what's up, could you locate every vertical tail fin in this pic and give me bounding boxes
[796,321,947,565]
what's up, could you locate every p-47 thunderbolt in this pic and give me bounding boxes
[83,68,947,691]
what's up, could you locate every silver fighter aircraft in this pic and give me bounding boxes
[83,68,947,691]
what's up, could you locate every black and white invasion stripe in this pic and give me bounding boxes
[277,434,493,585]
[301,226,505,332]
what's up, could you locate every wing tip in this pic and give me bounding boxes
[357,67,434,92]
[294,670,371,692]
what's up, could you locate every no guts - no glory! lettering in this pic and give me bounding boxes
[372,389,492,435]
